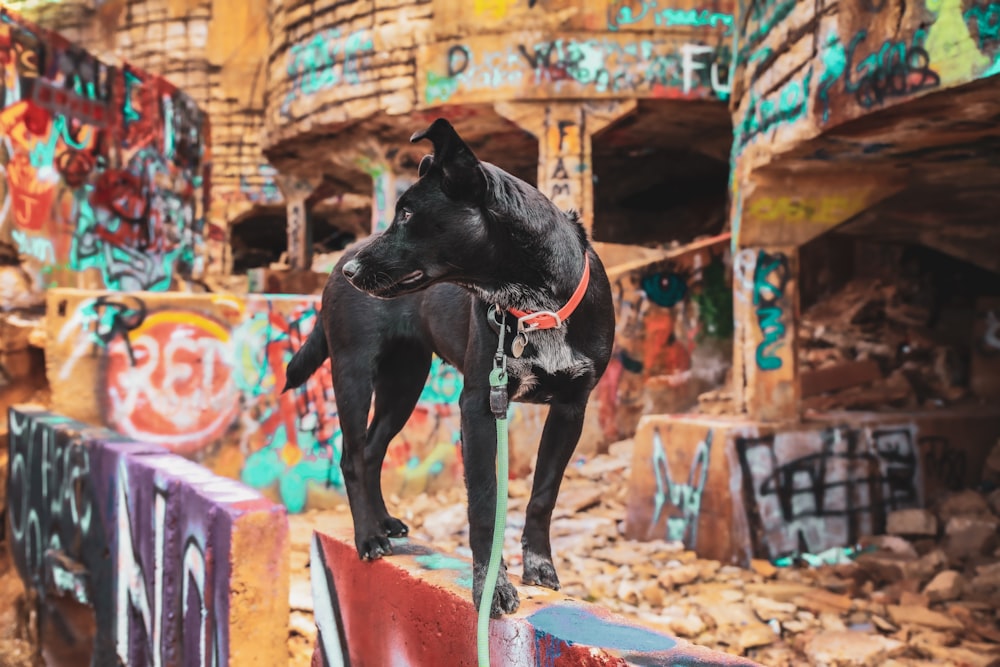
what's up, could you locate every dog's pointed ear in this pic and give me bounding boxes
[417,154,433,178]
[410,118,485,201]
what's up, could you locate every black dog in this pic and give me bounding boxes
[284,118,614,616]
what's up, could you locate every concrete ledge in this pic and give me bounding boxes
[310,513,758,666]
[6,406,290,666]
[624,408,1000,565]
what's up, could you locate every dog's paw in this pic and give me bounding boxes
[489,579,520,618]
[473,567,520,618]
[521,550,560,590]
[382,516,409,537]
[355,533,393,560]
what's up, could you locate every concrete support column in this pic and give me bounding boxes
[357,151,417,235]
[495,100,636,231]
[275,174,320,271]
[727,172,906,422]
[732,245,800,422]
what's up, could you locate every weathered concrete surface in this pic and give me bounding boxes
[624,408,1000,565]
[259,0,736,244]
[732,246,800,422]
[729,0,1000,271]
[265,0,734,146]
[309,512,761,667]
[6,406,289,666]
[0,5,210,294]
[597,234,733,444]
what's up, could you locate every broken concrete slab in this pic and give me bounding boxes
[887,509,938,538]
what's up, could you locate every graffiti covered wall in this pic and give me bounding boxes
[730,0,1000,162]
[266,0,736,142]
[421,31,734,106]
[0,7,209,294]
[624,410,1000,564]
[46,288,547,513]
[597,234,733,442]
[6,407,289,666]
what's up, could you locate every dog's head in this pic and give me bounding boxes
[342,118,491,298]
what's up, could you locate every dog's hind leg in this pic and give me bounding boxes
[520,401,586,590]
[365,342,433,537]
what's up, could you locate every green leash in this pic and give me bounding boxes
[477,308,513,667]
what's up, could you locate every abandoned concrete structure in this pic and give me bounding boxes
[2,0,1000,664]
[255,0,1000,564]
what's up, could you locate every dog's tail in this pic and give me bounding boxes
[283,316,329,393]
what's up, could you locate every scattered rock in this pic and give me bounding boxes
[944,516,999,562]
[887,604,966,631]
[665,613,707,638]
[750,559,778,579]
[867,534,920,559]
[970,561,1000,590]
[656,564,701,589]
[938,490,992,522]
[749,596,798,623]
[420,504,467,542]
[887,509,938,538]
[922,570,966,603]
[906,548,948,583]
[856,551,916,584]
[804,630,905,666]
[733,622,778,652]
[898,590,930,607]
[795,588,855,615]
[0,639,38,667]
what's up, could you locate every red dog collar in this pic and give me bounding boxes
[508,255,590,331]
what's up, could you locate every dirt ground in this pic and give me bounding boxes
[0,547,39,667]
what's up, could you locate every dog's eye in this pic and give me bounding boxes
[400,209,412,223]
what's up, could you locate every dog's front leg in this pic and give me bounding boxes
[521,401,586,590]
[460,386,520,617]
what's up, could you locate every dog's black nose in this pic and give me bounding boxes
[342,259,360,279]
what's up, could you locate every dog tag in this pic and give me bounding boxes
[511,333,527,358]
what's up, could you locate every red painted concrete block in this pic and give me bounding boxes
[6,406,290,666]
[310,514,759,667]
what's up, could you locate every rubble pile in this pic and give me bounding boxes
[272,439,999,667]
[799,277,978,413]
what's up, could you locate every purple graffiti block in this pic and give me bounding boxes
[89,439,268,666]
[6,407,280,667]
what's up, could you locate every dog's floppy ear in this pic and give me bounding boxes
[417,154,433,178]
[410,118,486,202]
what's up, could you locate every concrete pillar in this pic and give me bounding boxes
[275,174,320,270]
[495,100,636,231]
[357,151,417,235]
[732,245,800,422]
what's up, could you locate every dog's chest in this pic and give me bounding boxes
[506,328,593,401]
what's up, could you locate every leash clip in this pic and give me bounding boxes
[517,310,562,332]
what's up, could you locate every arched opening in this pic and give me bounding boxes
[228,206,363,274]
[592,100,733,247]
